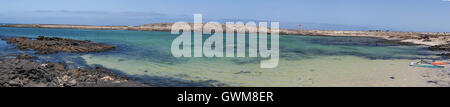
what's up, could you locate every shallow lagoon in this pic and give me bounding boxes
[0,27,442,86]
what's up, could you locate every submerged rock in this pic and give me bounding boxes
[1,36,116,54]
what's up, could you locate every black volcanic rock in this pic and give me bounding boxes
[0,36,147,87]
[437,53,450,58]
[1,36,116,54]
[0,58,148,87]
[429,44,450,51]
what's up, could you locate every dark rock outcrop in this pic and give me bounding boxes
[0,58,148,87]
[437,53,450,58]
[0,37,147,87]
[429,44,450,57]
[1,36,116,54]
[429,44,450,51]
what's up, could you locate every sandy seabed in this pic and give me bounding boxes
[82,55,448,87]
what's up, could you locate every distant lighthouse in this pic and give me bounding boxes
[299,24,302,31]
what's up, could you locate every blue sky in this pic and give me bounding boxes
[0,0,449,32]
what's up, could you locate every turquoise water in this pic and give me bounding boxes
[0,27,442,86]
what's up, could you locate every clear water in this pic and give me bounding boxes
[0,27,441,87]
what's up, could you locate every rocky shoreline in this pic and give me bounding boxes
[429,44,450,51]
[429,44,450,57]
[1,36,116,54]
[0,55,148,87]
[0,36,148,87]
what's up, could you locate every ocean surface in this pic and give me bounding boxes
[0,27,443,87]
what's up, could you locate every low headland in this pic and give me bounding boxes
[2,23,449,46]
